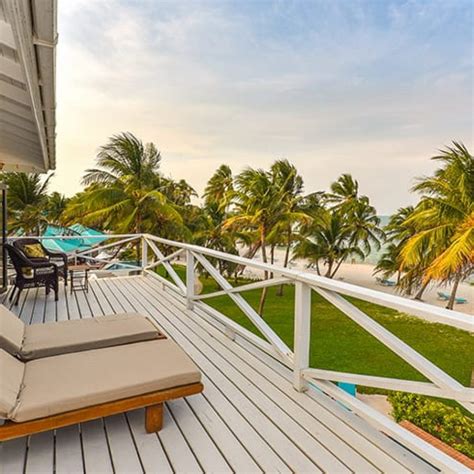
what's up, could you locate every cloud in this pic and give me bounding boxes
[52,0,473,214]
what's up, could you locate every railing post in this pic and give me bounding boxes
[141,235,148,275]
[186,250,195,309]
[293,281,312,392]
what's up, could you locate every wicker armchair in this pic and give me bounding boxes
[5,244,59,305]
[13,238,68,285]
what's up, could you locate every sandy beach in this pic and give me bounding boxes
[241,248,473,316]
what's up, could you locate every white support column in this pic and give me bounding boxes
[141,236,148,275]
[186,250,195,309]
[293,281,312,392]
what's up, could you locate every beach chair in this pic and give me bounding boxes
[437,291,449,301]
[376,277,396,287]
[0,340,203,441]
[0,305,165,360]
[437,292,468,304]
[12,238,68,285]
[5,244,60,304]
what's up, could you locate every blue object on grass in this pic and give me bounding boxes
[337,382,357,396]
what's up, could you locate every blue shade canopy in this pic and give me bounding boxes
[69,224,108,247]
[41,225,107,253]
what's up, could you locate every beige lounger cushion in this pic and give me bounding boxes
[21,313,162,360]
[12,339,201,422]
[0,305,25,356]
[0,349,24,418]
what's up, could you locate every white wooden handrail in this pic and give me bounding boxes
[313,287,474,412]
[144,248,185,271]
[143,234,472,332]
[24,232,472,412]
[144,238,187,293]
[192,251,294,363]
[303,368,474,402]
[192,276,291,301]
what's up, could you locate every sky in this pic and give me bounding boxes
[53,0,473,214]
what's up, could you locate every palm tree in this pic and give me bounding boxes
[203,165,234,212]
[294,209,364,278]
[63,133,184,242]
[269,160,308,295]
[47,192,70,225]
[0,172,53,234]
[296,174,383,279]
[327,173,361,212]
[344,197,384,256]
[401,142,473,309]
[224,167,284,315]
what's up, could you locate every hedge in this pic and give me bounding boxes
[388,392,474,459]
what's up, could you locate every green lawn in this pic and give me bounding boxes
[157,266,474,395]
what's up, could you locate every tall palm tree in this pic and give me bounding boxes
[203,164,234,212]
[64,133,183,236]
[269,160,309,295]
[224,167,284,315]
[296,174,383,279]
[327,173,361,212]
[0,172,53,234]
[345,197,384,256]
[294,209,364,278]
[401,142,473,309]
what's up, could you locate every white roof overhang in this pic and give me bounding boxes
[0,0,56,173]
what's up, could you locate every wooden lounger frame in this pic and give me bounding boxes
[0,382,203,442]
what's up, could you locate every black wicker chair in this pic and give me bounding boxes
[13,238,68,285]
[5,244,59,305]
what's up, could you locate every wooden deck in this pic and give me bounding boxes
[0,275,439,473]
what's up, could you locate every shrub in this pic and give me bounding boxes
[388,392,474,459]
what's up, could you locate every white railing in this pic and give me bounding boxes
[10,232,473,470]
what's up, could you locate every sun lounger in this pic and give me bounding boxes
[437,292,468,304]
[0,305,165,360]
[375,277,396,287]
[0,339,203,441]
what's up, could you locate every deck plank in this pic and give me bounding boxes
[0,437,26,474]
[166,398,233,473]
[55,425,84,474]
[104,414,144,474]
[157,406,203,474]
[90,279,116,314]
[126,410,173,474]
[81,419,114,474]
[24,431,54,474]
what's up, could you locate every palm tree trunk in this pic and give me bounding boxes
[277,229,291,297]
[330,258,345,279]
[325,259,333,278]
[447,274,461,310]
[237,241,261,275]
[258,229,268,316]
[269,243,275,278]
[414,279,430,301]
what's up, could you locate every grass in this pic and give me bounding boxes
[157,266,474,397]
